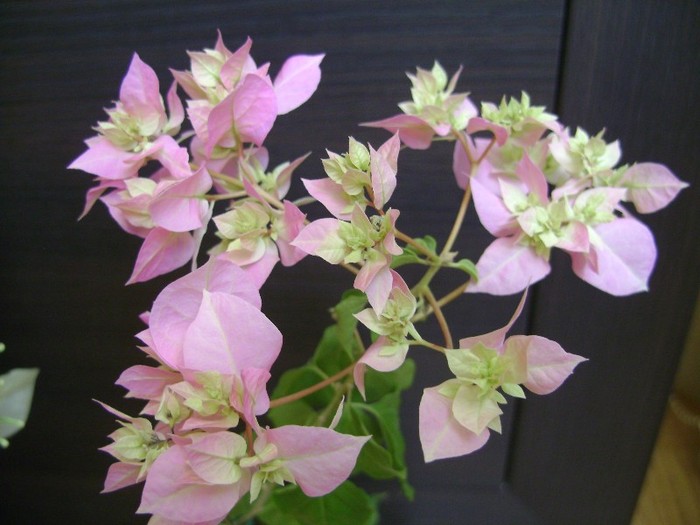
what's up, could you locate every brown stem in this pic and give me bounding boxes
[454,129,475,164]
[244,422,254,455]
[477,136,497,164]
[269,363,356,408]
[411,279,469,322]
[440,130,480,257]
[436,280,470,308]
[424,287,453,348]
[441,181,472,257]
[245,177,285,210]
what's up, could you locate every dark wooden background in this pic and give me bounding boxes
[1,1,698,523]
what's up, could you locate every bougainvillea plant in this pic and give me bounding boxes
[69,33,687,524]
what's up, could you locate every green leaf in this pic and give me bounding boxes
[331,360,416,499]
[268,315,364,429]
[335,405,395,479]
[223,496,255,524]
[416,235,437,252]
[258,482,379,525]
[363,358,415,403]
[267,309,418,503]
[312,326,355,376]
[362,395,414,497]
[390,248,423,269]
[257,491,304,525]
[310,291,367,379]
[391,235,438,269]
[339,396,414,500]
[330,290,367,359]
[449,258,478,279]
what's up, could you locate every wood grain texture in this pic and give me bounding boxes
[509,1,700,524]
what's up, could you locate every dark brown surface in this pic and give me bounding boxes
[510,2,700,523]
[0,1,697,523]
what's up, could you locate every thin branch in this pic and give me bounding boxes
[244,422,254,455]
[424,287,453,349]
[204,191,248,202]
[441,181,472,257]
[436,280,470,308]
[268,363,356,408]
[410,339,447,354]
[247,180,285,209]
[209,170,244,188]
[411,278,471,323]
[454,129,475,164]
[476,136,497,164]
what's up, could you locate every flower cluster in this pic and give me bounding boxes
[370,75,686,296]
[70,36,686,524]
[71,35,370,524]
[70,33,322,286]
[100,257,368,523]
[418,292,585,461]
[465,97,685,296]
[293,134,403,312]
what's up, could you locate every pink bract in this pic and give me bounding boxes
[418,293,585,462]
[622,162,688,213]
[273,54,325,115]
[138,444,249,524]
[181,290,281,376]
[467,154,658,296]
[69,54,184,181]
[258,425,370,497]
[147,256,262,370]
[127,228,196,285]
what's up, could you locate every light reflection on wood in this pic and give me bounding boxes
[632,395,700,525]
